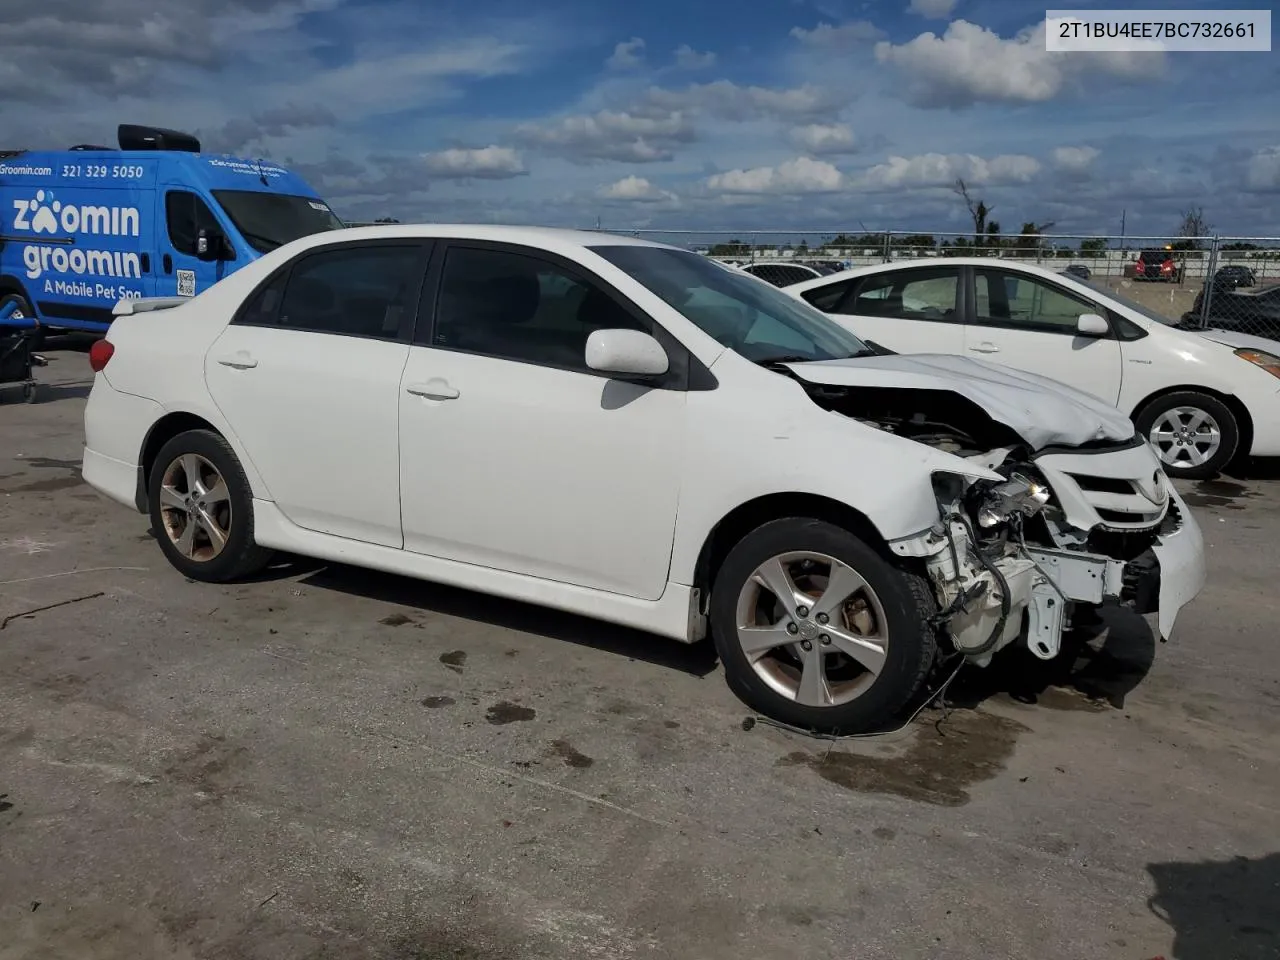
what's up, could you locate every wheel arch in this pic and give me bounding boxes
[1130,384,1253,462]
[691,492,893,601]
[135,411,230,512]
[0,275,34,306]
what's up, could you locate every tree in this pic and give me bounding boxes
[1013,220,1056,258]
[709,239,746,256]
[796,239,809,254]
[1080,238,1107,256]
[1174,206,1211,250]
[374,217,400,223]
[953,178,991,246]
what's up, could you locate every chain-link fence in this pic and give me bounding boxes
[595,229,1280,341]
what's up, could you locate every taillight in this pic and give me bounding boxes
[89,339,114,372]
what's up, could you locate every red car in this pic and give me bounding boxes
[1131,248,1184,283]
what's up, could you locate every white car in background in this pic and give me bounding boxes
[82,227,1204,732]
[784,258,1280,479]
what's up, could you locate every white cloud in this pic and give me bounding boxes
[607,37,645,70]
[514,109,695,163]
[642,80,838,121]
[1245,146,1280,192]
[855,152,1041,190]
[1051,145,1100,172]
[597,175,677,202]
[874,20,1164,107]
[673,44,716,69]
[790,123,857,155]
[790,20,885,48]
[706,156,845,194]
[421,145,526,179]
[908,0,957,18]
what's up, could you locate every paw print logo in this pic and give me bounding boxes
[29,190,60,234]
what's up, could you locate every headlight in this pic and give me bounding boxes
[1235,348,1280,379]
[976,474,1051,528]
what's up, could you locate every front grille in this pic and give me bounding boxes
[1060,471,1169,531]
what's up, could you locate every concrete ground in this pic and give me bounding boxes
[1,347,1277,960]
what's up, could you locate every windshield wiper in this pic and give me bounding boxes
[755,354,814,365]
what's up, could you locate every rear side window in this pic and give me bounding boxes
[166,191,224,257]
[801,279,856,312]
[237,245,424,339]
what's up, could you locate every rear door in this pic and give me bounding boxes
[203,239,431,547]
[797,266,965,355]
[156,187,235,300]
[961,266,1124,404]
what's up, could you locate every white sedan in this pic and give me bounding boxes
[784,259,1280,479]
[82,226,1204,732]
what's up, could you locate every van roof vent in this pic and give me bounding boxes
[117,124,201,153]
[69,144,115,151]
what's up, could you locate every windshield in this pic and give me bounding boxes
[591,245,872,363]
[212,191,344,254]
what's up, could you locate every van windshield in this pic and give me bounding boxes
[212,191,344,254]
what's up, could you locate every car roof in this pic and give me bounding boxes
[778,256,1085,292]
[303,223,668,251]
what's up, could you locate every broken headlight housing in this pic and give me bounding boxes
[974,474,1051,529]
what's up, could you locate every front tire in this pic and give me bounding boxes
[147,429,273,582]
[710,518,938,733]
[1135,391,1238,480]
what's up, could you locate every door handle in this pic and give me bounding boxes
[969,342,1000,354]
[216,353,258,370]
[406,380,459,400]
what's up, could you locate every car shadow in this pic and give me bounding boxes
[1148,853,1280,959]
[1228,456,1280,482]
[32,380,93,402]
[251,553,721,678]
[945,604,1157,712]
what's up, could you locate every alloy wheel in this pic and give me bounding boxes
[734,551,888,708]
[158,453,233,562]
[1148,406,1222,470]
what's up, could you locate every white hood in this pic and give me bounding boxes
[785,353,1137,451]
[1195,327,1280,352]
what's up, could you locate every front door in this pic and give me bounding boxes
[157,187,234,300]
[807,266,965,355]
[962,267,1124,405]
[397,242,686,600]
[203,239,430,547]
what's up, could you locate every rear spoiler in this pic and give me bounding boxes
[113,297,189,316]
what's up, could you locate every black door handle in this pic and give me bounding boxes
[163,254,173,274]
[140,253,151,273]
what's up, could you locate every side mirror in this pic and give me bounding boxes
[1076,312,1109,337]
[585,329,669,378]
[196,228,230,262]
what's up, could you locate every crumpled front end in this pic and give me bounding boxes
[890,439,1206,666]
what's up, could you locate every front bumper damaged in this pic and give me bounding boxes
[905,485,1205,664]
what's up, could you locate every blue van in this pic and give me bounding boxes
[0,124,344,334]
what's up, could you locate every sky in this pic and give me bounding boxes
[2,0,1278,239]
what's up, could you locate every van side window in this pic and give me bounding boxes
[166,191,223,257]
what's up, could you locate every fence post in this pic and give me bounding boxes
[1199,235,1220,328]
[883,231,892,263]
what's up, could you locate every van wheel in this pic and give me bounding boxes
[1135,391,1239,480]
[710,518,938,734]
[148,429,273,582]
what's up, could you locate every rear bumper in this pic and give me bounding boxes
[82,447,141,511]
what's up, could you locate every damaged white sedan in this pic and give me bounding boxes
[81,227,1205,732]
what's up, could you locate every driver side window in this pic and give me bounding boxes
[973,269,1095,333]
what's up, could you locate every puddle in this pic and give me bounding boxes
[8,475,85,493]
[485,702,535,725]
[776,708,1028,807]
[1182,479,1259,510]
[378,613,414,627]
[18,457,81,470]
[547,739,593,768]
[420,696,456,709]
[439,651,466,673]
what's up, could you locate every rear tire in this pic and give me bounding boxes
[710,518,938,733]
[1135,391,1238,481]
[148,429,273,582]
